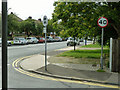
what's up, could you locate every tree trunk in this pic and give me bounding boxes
[93,37,96,44]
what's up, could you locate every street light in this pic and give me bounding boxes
[2,0,8,89]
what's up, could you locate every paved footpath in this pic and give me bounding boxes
[19,46,120,87]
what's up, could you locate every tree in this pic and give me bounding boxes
[20,17,36,37]
[8,13,21,37]
[52,2,120,45]
[35,20,43,36]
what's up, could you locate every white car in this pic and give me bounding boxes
[26,37,38,44]
[67,37,80,46]
[46,36,53,42]
[0,38,12,46]
[13,37,28,45]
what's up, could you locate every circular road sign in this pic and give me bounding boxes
[97,17,108,28]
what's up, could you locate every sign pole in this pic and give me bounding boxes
[97,17,108,70]
[43,15,48,71]
[109,38,112,72]
[45,27,47,71]
[101,28,104,70]
[2,0,8,89]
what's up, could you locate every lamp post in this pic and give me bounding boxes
[2,0,8,89]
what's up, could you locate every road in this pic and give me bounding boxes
[0,41,112,88]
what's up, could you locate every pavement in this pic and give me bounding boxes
[19,46,120,86]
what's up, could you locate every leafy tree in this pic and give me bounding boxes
[47,19,55,35]
[35,20,43,36]
[8,13,21,37]
[20,17,36,37]
[52,2,120,45]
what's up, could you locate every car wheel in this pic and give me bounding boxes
[8,43,11,46]
[67,43,69,46]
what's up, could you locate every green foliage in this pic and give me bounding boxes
[35,22,43,36]
[97,69,105,72]
[8,13,21,36]
[8,13,44,37]
[52,2,120,45]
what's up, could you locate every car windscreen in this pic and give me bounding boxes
[70,38,74,40]
[47,37,49,39]
[14,38,19,40]
[27,38,31,40]
[19,38,25,40]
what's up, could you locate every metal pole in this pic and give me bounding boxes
[101,28,104,70]
[45,27,47,71]
[2,0,8,89]
[109,38,112,72]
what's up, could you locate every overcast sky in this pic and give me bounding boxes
[1,0,56,20]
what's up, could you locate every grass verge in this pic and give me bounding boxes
[97,69,106,72]
[58,49,109,59]
[81,43,109,48]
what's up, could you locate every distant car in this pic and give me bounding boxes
[46,36,53,42]
[58,37,62,42]
[26,37,38,44]
[0,38,12,46]
[54,36,62,42]
[38,37,45,43]
[13,37,28,45]
[67,37,80,46]
[80,38,83,42]
[53,37,59,42]
[65,37,68,41]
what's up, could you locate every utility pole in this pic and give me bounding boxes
[2,0,8,89]
[43,15,48,71]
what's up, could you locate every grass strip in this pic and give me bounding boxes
[81,43,109,48]
[58,49,109,59]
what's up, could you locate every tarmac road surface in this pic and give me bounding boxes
[0,41,117,89]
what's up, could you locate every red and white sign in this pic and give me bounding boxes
[97,17,108,28]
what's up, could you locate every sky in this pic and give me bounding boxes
[0,0,56,20]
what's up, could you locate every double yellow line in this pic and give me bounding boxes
[12,56,120,88]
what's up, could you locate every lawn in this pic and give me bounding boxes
[58,49,109,59]
[81,43,109,48]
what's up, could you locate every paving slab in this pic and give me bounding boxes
[20,54,50,71]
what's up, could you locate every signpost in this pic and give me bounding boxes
[97,17,108,70]
[2,0,8,89]
[43,15,48,71]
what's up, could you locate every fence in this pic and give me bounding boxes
[112,39,120,73]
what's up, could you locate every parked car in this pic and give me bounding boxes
[65,37,68,41]
[13,37,28,45]
[53,36,63,42]
[38,37,45,43]
[0,38,12,46]
[7,41,12,46]
[46,36,53,42]
[67,37,80,46]
[26,37,38,44]
[54,37,59,42]
[58,37,62,42]
[80,38,83,42]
